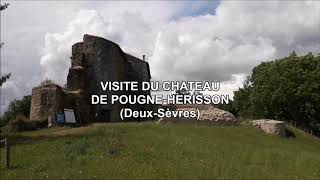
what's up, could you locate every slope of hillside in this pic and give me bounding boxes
[1,122,320,179]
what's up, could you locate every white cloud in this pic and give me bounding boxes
[1,1,320,114]
[40,9,158,85]
[149,1,320,82]
[38,1,320,95]
[40,10,108,84]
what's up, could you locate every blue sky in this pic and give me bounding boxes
[171,1,220,20]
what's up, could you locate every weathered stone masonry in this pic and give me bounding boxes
[30,34,151,123]
[30,84,64,121]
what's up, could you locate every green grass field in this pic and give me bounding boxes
[1,122,320,179]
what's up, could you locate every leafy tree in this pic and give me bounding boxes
[0,95,31,126]
[0,3,9,10]
[0,3,11,86]
[0,73,11,86]
[214,100,238,117]
[233,52,320,133]
[175,89,191,96]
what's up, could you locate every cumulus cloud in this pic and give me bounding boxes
[149,1,320,81]
[40,10,158,85]
[40,1,320,86]
[2,1,212,113]
[150,20,276,81]
[40,10,108,84]
[1,1,320,113]
[1,1,87,114]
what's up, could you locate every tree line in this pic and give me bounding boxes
[231,52,320,134]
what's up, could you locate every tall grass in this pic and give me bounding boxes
[1,122,320,179]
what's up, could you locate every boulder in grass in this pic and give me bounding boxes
[251,119,286,137]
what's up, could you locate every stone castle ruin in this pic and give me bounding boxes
[30,34,151,123]
[29,35,285,136]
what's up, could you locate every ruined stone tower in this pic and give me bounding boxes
[30,34,151,123]
[30,84,64,121]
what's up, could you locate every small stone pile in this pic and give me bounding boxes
[251,119,286,137]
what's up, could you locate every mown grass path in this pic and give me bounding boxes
[1,122,320,179]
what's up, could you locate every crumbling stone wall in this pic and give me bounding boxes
[124,53,152,120]
[30,84,64,121]
[125,53,151,82]
[30,34,152,123]
[63,90,90,123]
[66,34,151,122]
[251,119,286,137]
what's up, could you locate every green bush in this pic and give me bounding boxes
[7,115,47,132]
[233,52,320,134]
[0,95,31,127]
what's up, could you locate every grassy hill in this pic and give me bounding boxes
[1,122,320,179]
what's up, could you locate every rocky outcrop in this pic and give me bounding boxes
[251,119,286,137]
